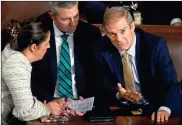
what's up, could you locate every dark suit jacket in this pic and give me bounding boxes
[31,12,101,102]
[91,28,182,115]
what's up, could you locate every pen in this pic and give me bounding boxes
[154,110,157,124]
[65,96,67,102]
[65,96,67,110]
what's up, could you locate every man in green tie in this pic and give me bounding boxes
[31,1,101,115]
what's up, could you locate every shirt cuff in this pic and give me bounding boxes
[116,92,120,100]
[158,106,171,116]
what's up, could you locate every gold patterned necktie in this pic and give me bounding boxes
[122,52,136,93]
[123,52,142,115]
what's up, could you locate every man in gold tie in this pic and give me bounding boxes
[90,7,181,123]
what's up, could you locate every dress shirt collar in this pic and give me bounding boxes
[119,34,136,57]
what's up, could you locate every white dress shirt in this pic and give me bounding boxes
[116,34,171,115]
[53,22,78,99]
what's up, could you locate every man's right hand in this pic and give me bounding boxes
[117,83,142,103]
[65,96,85,116]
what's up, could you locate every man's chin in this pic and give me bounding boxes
[58,28,76,34]
[67,28,76,34]
[115,46,127,51]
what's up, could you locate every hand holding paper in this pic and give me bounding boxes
[68,97,95,113]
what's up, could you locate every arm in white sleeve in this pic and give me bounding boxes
[2,55,50,121]
[158,106,171,116]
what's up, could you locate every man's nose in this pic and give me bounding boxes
[70,18,76,26]
[115,33,123,43]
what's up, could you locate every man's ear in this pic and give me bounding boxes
[29,44,37,52]
[130,22,135,32]
[48,12,55,20]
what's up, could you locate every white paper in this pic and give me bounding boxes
[68,97,94,112]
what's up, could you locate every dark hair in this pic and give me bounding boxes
[5,18,49,52]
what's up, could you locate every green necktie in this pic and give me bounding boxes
[58,34,74,99]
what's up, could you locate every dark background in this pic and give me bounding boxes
[2,1,182,27]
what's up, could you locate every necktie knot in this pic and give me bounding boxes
[61,34,69,42]
[123,52,129,60]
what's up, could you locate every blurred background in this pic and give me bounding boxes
[2,1,182,28]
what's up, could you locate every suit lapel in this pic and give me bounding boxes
[73,47,83,95]
[47,25,57,85]
[109,48,125,87]
[135,30,141,79]
[73,23,83,95]
[135,29,146,88]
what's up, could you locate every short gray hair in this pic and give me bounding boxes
[48,1,78,15]
[103,7,133,27]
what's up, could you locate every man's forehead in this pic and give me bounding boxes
[106,19,128,32]
[56,4,78,16]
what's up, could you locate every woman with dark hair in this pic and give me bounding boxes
[1,19,65,125]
